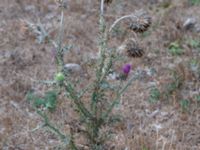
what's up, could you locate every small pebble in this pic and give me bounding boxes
[64,63,82,74]
[183,17,196,30]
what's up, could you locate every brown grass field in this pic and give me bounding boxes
[0,0,200,149]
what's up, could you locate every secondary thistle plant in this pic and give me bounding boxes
[27,0,151,149]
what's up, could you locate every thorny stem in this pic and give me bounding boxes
[56,8,65,71]
[36,110,78,149]
[99,49,114,82]
[92,1,107,115]
[102,74,139,120]
[96,16,107,80]
[64,81,93,119]
[78,83,94,99]
[87,0,108,144]
[58,9,64,49]
[36,110,69,144]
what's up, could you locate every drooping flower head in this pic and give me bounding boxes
[125,38,144,58]
[128,10,151,33]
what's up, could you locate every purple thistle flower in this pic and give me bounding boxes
[116,64,132,80]
[115,64,132,80]
[122,64,131,75]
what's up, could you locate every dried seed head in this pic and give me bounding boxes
[104,0,113,4]
[99,0,113,4]
[125,38,144,58]
[129,10,151,33]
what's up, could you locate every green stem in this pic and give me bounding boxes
[56,8,65,71]
[69,134,78,150]
[36,110,69,144]
[64,81,93,119]
[91,11,110,114]
[102,75,139,120]
[78,83,94,99]
[99,49,114,82]
[96,15,107,80]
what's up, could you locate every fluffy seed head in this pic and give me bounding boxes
[129,10,151,33]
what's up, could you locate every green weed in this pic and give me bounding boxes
[189,0,200,5]
[26,1,152,149]
[27,90,57,112]
[180,99,190,112]
[148,87,161,103]
[195,95,200,106]
[164,70,183,99]
[187,39,200,49]
[168,41,184,56]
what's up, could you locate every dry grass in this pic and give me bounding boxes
[0,0,200,149]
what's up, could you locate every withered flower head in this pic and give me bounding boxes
[104,0,112,4]
[129,10,151,33]
[125,38,144,58]
[99,0,113,4]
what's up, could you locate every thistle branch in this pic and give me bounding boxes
[109,14,137,32]
[100,0,104,15]
[102,74,139,120]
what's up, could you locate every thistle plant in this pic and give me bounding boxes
[27,0,151,149]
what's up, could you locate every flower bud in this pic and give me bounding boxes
[55,72,65,82]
